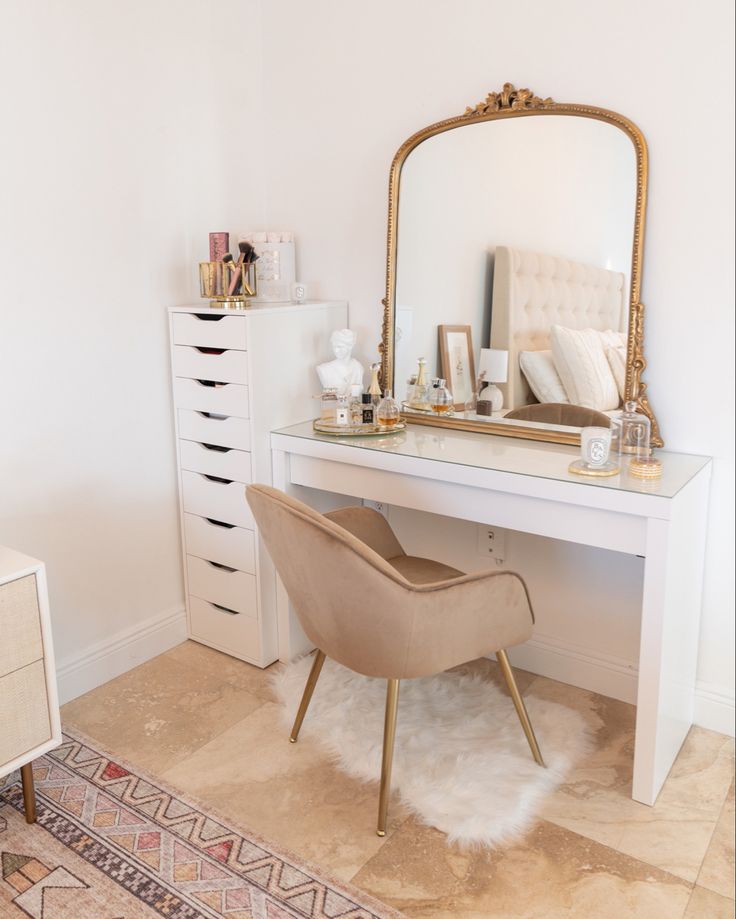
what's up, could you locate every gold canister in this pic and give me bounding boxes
[198,261,257,307]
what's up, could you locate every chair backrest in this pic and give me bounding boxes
[504,402,611,428]
[246,484,417,677]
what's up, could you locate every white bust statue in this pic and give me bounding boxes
[316,328,364,394]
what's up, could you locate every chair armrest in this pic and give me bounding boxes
[323,506,405,561]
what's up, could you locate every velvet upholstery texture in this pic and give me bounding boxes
[246,485,534,680]
[504,402,611,428]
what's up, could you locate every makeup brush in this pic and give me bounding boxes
[228,241,259,296]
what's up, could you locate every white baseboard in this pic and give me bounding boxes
[504,634,735,737]
[56,605,188,706]
[694,682,736,737]
[504,632,639,705]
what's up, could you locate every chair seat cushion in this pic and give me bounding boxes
[387,555,465,585]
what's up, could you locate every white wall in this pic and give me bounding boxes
[257,0,735,727]
[0,0,265,696]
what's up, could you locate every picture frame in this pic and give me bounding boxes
[438,324,476,411]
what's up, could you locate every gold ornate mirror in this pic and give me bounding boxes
[380,83,662,447]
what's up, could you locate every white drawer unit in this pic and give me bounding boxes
[0,547,62,824]
[187,555,258,617]
[178,409,252,451]
[172,312,248,350]
[183,513,256,573]
[174,378,250,417]
[179,440,252,482]
[173,345,249,384]
[169,300,349,667]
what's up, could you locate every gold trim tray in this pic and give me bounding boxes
[313,420,406,437]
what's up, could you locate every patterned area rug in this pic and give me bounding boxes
[0,731,403,919]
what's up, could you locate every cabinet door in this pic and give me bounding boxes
[0,575,43,679]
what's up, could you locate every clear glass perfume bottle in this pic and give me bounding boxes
[368,362,382,406]
[412,357,430,408]
[429,378,453,415]
[335,393,351,426]
[376,390,400,427]
[611,400,651,461]
[320,388,338,422]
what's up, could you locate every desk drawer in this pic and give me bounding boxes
[173,378,249,418]
[187,555,257,617]
[172,313,247,351]
[181,471,254,529]
[178,410,251,451]
[0,575,43,679]
[0,660,51,766]
[184,514,256,574]
[173,346,248,384]
[189,596,261,662]
[179,440,252,482]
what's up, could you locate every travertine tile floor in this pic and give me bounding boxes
[62,641,735,919]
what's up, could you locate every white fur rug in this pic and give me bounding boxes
[273,655,592,848]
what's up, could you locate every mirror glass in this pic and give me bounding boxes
[393,115,637,436]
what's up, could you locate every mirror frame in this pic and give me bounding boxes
[379,83,662,447]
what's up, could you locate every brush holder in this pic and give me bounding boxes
[199,261,257,307]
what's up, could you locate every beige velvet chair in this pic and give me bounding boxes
[246,484,545,836]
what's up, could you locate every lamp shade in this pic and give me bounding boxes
[478,348,508,383]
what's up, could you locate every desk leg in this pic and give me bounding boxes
[271,447,314,662]
[20,762,36,824]
[633,472,710,805]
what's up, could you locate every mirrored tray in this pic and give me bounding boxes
[313,419,407,437]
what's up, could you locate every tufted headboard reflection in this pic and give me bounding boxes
[490,246,626,409]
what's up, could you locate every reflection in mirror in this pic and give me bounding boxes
[393,115,637,436]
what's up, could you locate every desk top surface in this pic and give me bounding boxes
[272,421,711,500]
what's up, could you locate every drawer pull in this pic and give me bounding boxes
[207,560,237,573]
[193,313,225,322]
[196,379,230,388]
[212,602,239,615]
[197,411,229,421]
[203,474,233,485]
[195,346,226,355]
[200,443,231,453]
[205,517,236,529]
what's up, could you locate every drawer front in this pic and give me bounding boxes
[189,596,261,662]
[172,313,247,351]
[178,410,251,451]
[0,660,51,766]
[179,440,252,482]
[173,378,250,418]
[0,575,43,679]
[184,514,256,574]
[181,471,254,529]
[187,555,257,617]
[172,346,249,384]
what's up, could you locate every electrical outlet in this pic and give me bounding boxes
[477,524,506,563]
[363,499,389,518]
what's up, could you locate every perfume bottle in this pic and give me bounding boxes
[335,394,350,426]
[429,378,453,415]
[376,390,400,427]
[405,374,418,406]
[361,392,375,424]
[349,384,363,424]
[412,357,430,408]
[611,400,651,461]
[320,388,338,422]
[368,362,382,406]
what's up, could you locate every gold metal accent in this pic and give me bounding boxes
[312,419,406,437]
[629,456,663,479]
[20,762,36,824]
[289,650,326,743]
[568,460,621,477]
[377,679,400,836]
[496,650,545,767]
[379,82,662,448]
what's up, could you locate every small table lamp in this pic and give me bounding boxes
[476,348,508,415]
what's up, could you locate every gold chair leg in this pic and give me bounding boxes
[377,678,400,837]
[496,649,545,767]
[20,762,37,824]
[290,650,326,743]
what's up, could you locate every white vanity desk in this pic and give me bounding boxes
[270,421,711,806]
